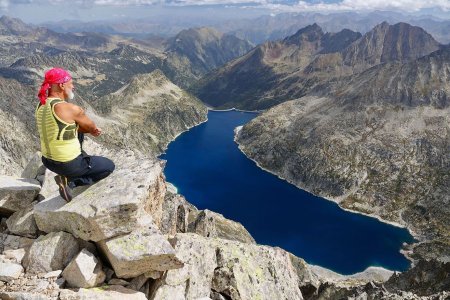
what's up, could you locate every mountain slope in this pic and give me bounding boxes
[236,47,450,261]
[194,22,441,110]
[90,69,208,154]
[162,27,253,88]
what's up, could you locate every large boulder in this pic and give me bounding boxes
[62,248,106,288]
[33,152,166,241]
[59,285,148,300]
[0,176,40,215]
[6,203,38,238]
[97,219,183,279]
[24,231,79,274]
[150,233,304,300]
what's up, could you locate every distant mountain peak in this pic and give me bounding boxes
[0,15,34,34]
[343,21,440,67]
[284,23,324,45]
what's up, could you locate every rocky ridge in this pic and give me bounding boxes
[193,22,441,110]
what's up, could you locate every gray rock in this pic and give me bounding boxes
[62,248,106,288]
[104,266,115,282]
[144,270,162,279]
[59,285,148,300]
[188,209,255,244]
[97,222,183,279]
[0,292,52,300]
[43,270,62,278]
[160,193,197,236]
[24,231,79,274]
[108,278,130,286]
[20,152,45,181]
[33,155,166,242]
[3,248,26,264]
[0,176,41,215]
[127,274,148,291]
[6,203,38,238]
[152,233,304,300]
[0,233,34,253]
[0,261,23,282]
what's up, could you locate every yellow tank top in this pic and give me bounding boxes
[35,98,81,162]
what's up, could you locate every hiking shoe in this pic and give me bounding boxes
[54,175,73,202]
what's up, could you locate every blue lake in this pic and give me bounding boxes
[160,110,415,275]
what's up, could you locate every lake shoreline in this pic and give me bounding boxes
[234,125,419,267]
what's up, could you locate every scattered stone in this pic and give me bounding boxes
[0,233,34,252]
[104,266,115,282]
[0,261,23,282]
[6,203,38,238]
[59,285,148,300]
[108,278,130,286]
[62,248,106,288]
[0,176,41,215]
[0,217,7,232]
[0,291,53,300]
[44,270,62,279]
[77,239,98,256]
[34,157,166,241]
[188,209,255,244]
[24,231,79,274]
[127,274,148,291]
[144,270,162,279]
[3,248,26,264]
[97,223,183,279]
[21,152,45,181]
[55,277,66,288]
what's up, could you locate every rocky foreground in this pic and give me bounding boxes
[0,139,449,299]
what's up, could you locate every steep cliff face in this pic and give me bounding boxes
[342,22,441,72]
[236,47,450,262]
[194,22,441,110]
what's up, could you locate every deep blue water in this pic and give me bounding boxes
[160,111,415,275]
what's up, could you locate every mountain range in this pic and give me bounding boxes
[193,22,443,110]
[0,14,448,298]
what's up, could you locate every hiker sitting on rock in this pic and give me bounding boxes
[35,67,115,202]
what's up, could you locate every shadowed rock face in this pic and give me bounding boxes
[193,22,441,110]
[236,47,450,262]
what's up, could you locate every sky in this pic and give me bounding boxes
[2,0,449,23]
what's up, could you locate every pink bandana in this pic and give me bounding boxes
[38,68,72,105]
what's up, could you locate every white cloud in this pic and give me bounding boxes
[265,0,450,13]
[4,0,450,12]
[0,0,9,10]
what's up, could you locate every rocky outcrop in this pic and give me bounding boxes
[0,176,40,215]
[34,150,166,241]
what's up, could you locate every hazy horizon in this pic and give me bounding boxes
[1,0,449,25]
